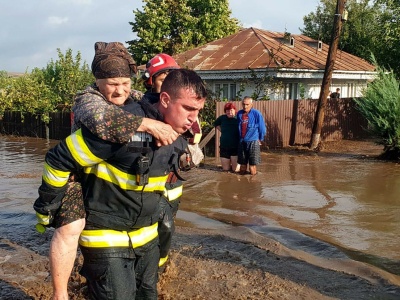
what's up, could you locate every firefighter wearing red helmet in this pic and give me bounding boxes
[142,53,180,92]
[141,54,204,272]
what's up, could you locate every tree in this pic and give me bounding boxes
[374,0,400,75]
[0,48,94,122]
[0,73,58,123]
[354,60,400,160]
[127,0,240,65]
[33,48,94,110]
[301,0,336,43]
[301,0,400,76]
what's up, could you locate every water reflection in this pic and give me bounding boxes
[1,135,400,276]
[181,153,400,275]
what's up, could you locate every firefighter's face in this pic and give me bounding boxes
[96,77,131,106]
[160,87,205,134]
[152,72,168,93]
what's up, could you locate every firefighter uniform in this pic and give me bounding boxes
[158,115,202,267]
[34,99,187,300]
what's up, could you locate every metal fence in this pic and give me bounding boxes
[0,98,368,149]
[215,98,368,151]
[0,111,71,140]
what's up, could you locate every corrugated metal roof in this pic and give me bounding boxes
[174,27,375,72]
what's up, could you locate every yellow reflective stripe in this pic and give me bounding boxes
[79,230,130,247]
[66,129,103,166]
[128,223,158,248]
[36,212,51,225]
[165,185,183,201]
[159,255,168,267]
[42,162,70,187]
[84,162,168,192]
[79,223,158,248]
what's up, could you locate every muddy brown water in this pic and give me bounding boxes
[1,135,400,278]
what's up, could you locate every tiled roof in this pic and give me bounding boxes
[174,27,375,72]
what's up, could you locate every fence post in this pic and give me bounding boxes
[45,124,49,140]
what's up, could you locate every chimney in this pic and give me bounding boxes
[317,40,322,51]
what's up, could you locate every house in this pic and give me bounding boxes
[173,27,376,100]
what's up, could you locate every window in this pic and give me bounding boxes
[214,83,237,100]
[283,83,299,100]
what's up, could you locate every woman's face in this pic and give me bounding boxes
[96,77,131,105]
[225,108,236,118]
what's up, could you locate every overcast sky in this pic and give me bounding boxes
[1,0,320,73]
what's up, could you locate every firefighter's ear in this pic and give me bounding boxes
[159,92,170,108]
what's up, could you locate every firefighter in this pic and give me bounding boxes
[34,59,207,298]
[36,43,182,300]
[141,54,204,268]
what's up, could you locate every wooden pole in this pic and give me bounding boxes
[310,0,346,149]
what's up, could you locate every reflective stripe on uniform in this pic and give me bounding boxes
[79,222,158,248]
[66,129,103,166]
[159,255,168,267]
[164,185,183,201]
[128,224,158,248]
[84,162,168,192]
[42,162,70,187]
[36,212,51,225]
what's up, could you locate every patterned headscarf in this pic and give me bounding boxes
[91,42,137,79]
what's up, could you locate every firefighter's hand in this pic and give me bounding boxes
[35,212,53,233]
[36,212,52,226]
[139,118,180,147]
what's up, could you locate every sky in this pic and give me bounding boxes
[1,0,321,73]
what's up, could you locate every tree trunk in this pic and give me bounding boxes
[310,0,347,150]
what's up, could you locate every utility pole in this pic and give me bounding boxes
[310,0,347,150]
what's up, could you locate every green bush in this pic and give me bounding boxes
[0,73,59,123]
[0,49,94,123]
[33,48,94,110]
[354,63,400,159]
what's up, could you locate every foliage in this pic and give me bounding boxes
[373,0,400,75]
[199,88,217,134]
[301,0,400,76]
[33,48,94,110]
[354,60,400,159]
[301,0,336,42]
[299,83,306,99]
[127,0,240,65]
[248,70,284,101]
[0,49,94,123]
[131,76,147,94]
[0,73,58,123]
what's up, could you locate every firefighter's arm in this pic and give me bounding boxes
[33,127,123,227]
[33,140,76,226]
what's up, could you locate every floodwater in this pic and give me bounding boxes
[1,135,400,278]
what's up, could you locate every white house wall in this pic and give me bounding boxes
[207,78,369,101]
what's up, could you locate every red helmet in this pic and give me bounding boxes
[142,53,180,86]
